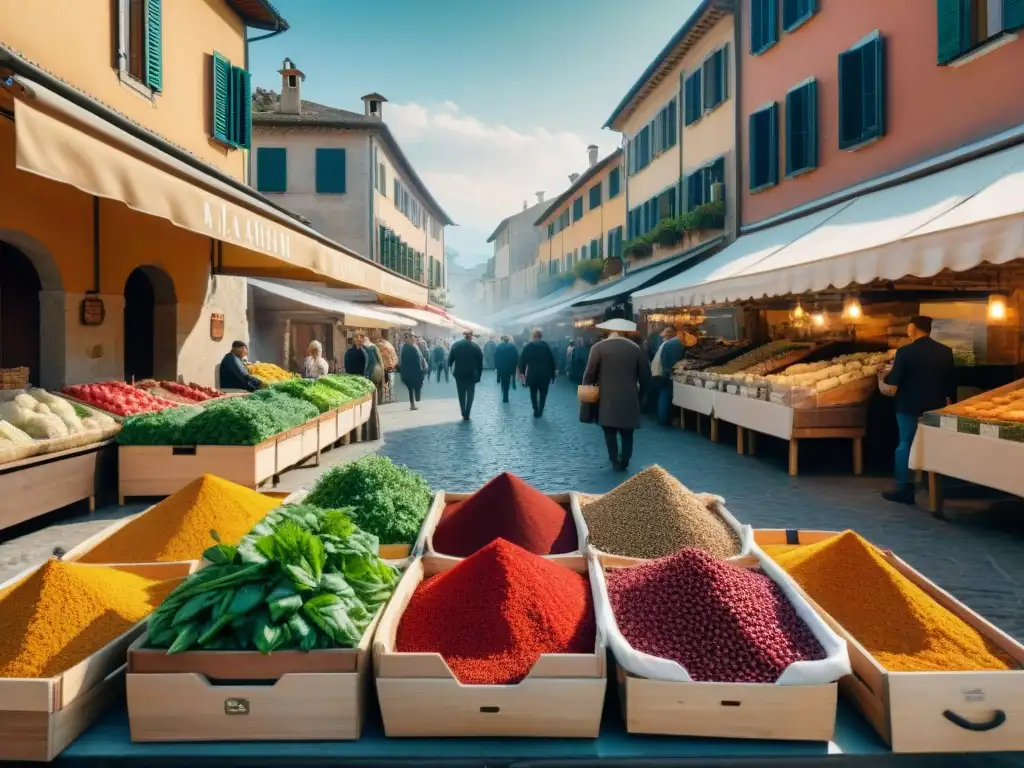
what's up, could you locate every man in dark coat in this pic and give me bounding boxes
[448,330,483,420]
[343,336,367,377]
[494,335,519,403]
[430,342,448,383]
[399,333,425,410]
[569,336,589,384]
[483,337,497,370]
[219,341,262,391]
[583,319,652,471]
[882,315,956,505]
[518,328,557,418]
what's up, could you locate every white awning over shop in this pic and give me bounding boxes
[387,307,459,329]
[512,285,606,326]
[449,316,493,335]
[634,141,1024,309]
[248,279,406,329]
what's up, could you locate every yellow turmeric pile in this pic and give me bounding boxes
[759,543,804,557]
[0,560,179,678]
[80,474,279,563]
[772,531,1014,672]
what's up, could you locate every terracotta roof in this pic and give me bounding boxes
[225,0,289,31]
[252,91,454,226]
[533,149,623,226]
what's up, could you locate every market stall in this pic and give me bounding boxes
[0,385,121,531]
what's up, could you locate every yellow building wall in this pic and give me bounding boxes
[0,0,248,180]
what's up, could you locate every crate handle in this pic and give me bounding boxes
[720,700,741,707]
[942,709,1006,732]
[172,446,198,456]
[224,697,250,715]
[479,706,500,714]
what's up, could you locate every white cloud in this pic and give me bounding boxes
[384,101,620,262]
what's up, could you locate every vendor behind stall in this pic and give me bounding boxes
[219,341,262,392]
[302,340,329,380]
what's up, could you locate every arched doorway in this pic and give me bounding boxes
[123,266,177,382]
[0,233,64,389]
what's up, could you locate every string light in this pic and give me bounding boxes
[792,303,805,320]
[811,311,826,328]
[987,294,1008,322]
[842,296,863,320]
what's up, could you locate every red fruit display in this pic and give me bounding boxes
[62,381,180,417]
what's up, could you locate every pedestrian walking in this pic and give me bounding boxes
[431,340,448,383]
[399,332,425,410]
[519,328,557,418]
[484,336,497,370]
[494,335,519,403]
[880,315,956,505]
[583,318,652,472]
[448,329,483,420]
[654,326,685,425]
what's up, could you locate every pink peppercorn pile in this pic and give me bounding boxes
[605,548,826,683]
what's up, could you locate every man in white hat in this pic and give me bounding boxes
[582,318,652,471]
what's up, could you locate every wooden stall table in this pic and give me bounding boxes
[909,421,1024,518]
[671,380,717,440]
[713,391,865,477]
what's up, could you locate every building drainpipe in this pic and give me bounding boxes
[732,3,743,243]
[622,133,630,276]
[369,137,377,263]
[245,25,287,188]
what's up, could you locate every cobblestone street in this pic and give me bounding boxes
[2,373,1022,640]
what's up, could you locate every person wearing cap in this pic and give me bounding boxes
[518,328,557,418]
[219,340,262,391]
[448,329,484,420]
[583,318,652,471]
[881,314,956,505]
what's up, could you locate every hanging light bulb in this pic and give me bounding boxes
[843,296,863,320]
[988,294,1008,322]
[792,303,805,320]
[811,311,826,328]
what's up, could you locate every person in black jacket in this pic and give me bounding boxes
[882,315,956,505]
[343,336,368,377]
[399,333,425,410]
[448,330,483,420]
[519,328,557,418]
[219,341,262,391]
[494,335,519,403]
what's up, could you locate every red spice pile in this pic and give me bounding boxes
[606,548,826,683]
[395,539,595,684]
[431,472,578,557]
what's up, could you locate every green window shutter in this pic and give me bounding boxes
[212,53,231,143]
[936,0,971,63]
[668,98,678,146]
[751,0,778,55]
[684,71,703,125]
[782,0,817,31]
[786,80,817,175]
[749,104,778,190]
[235,67,252,149]
[609,167,620,198]
[839,34,885,149]
[315,148,347,193]
[1007,0,1024,30]
[589,183,602,209]
[256,147,287,193]
[144,0,163,91]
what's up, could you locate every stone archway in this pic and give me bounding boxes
[123,265,177,382]
[0,229,65,389]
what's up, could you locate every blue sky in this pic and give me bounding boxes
[250,0,700,265]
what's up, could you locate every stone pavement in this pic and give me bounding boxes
[2,372,1022,641]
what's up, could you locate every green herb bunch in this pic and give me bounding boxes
[148,506,399,654]
[318,374,375,399]
[304,456,431,545]
[117,406,202,445]
[271,379,349,413]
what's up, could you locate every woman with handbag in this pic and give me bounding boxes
[579,318,652,471]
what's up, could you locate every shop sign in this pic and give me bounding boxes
[203,201,292,260]
[210,312,225,342]
[80,296,105,326]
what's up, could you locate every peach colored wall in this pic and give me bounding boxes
[740,0,1024,226]
[0,0,248,180]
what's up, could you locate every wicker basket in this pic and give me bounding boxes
[0,367,29,391]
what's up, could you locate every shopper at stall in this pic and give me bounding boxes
[343,335,368,376]
[518,328,557,418]
[655,326,686,425]
[375,335,398,372]
[882,315,957,505]
[583,319,652,472]
[448,330,484,420]
[430,340,448,383]
[302,340,330,380]
[218,341,262,392]
[494,335,519,403]
[362,335,385,389]
[399,333,425,410]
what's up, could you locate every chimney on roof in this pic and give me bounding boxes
[278,58,305,116]
[361,93,388,120]
[569,173,580,184]
[536,191,545,204]
[588,144,598,167]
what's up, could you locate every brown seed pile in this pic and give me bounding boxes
[583,466,740,559]
[606,548,827,683]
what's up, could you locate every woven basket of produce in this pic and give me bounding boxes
[0,367,29,390]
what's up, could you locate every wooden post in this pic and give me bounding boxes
[852,437,864,476]
[736,426,745,455]
[679,409,687,430]
[747,431,757,456]
[788,439,799,476]
[696,414,703,437]
[710,417,719,443]
[928,472,945,517]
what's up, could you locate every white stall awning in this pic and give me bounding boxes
[634,141,1024,309]
[387,307,459,329]
[248,279,406,328]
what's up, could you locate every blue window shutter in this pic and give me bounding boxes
[236,68,252,149]
[144,0,163,91]
[668,98,678,145]
[782,0,817,31]
[256,148,287,193]
[751,0,778,55]
[719,45,729,103]
[861,37,884,143]
[936,0,971,62]
[786,82,818,175]
[1007,0,1024,30]
[315,148,347,193]
[211,52,231,143]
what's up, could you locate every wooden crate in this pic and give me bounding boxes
[373,556,606,737]
[0,440,115,533]
[423,490,584,562]
[617,666,837,741]
[125,609,380,742]
[317,410,339,450]
[0,561,194,761]
[754,529,1024,753]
